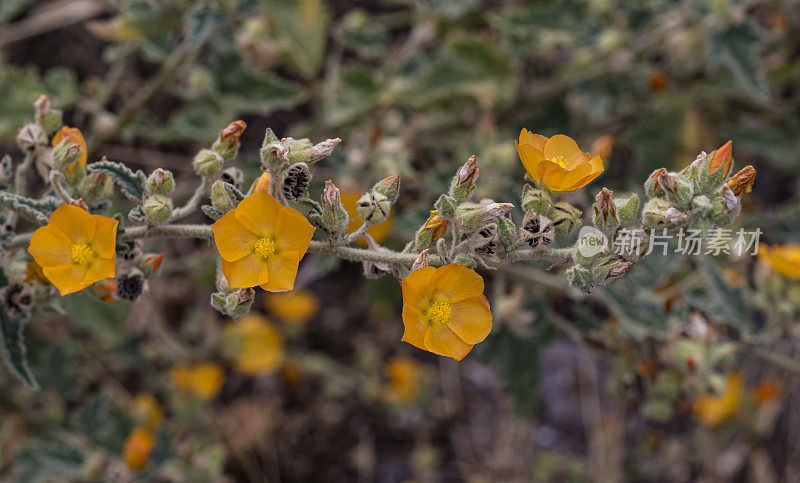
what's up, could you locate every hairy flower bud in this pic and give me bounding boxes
[320,180,349,237]
[221,167,244,189]
[727,165,755,196]
[357,192,391,224]
[227,288,255,318]
[78,171,113,202]
[709,140,733,177]
[193,149,223,177]
[450,155,479,201]
[214,120,247,159]
[33,95,62,133]
[642,198,687,228]
[615,193,639,224]
[455,201,513,232]
[410,249,430,272]
[146,168,175,195]
[372,175,400,204]
[415,210,448,249]
[550,202,582,234]
[51,138,82,171]
[521,184,551,215]
[138,253,164,278]
[496,215,517,250]
[592,187,617,230]
[16,123,46,153]
[306,138,342,164]
[143,194,173,224]
[281,163,311,201]
[434,194,457,219]
[211,180,237,213]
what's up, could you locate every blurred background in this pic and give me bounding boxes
[1,0,800,481]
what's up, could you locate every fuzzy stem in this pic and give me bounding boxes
[345,223,369,244]
[9,151,35,226]
[169,177,210,221]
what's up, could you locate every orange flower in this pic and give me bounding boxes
[170,362,225,401]
[28,204,118,295]
[727,165,756,196]
[758,244,800,279]
[221,314,285,376]
[340,191,393,245]
[709,140,733,177]
[52,126,87,175]
[250,171,272,194]
[132,393,164,429]
[401,264,493,361]
[753,381,782,404]
[123,427,155,471]
[515,129,604,191]
[693,371,742,427]
[264,289,320,324]
[211,191,315,291]
[385,356,422,403]
[422,210,448,242]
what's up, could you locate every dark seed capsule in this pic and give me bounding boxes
[281,163,311,201]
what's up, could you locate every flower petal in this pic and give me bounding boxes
[221,254,270,288]
[430,264,484,303]
[234,191,281,234]
[28,225,71,267]
[539,161,592,192]
[515,141,547,180]
[91,215,119,258]
[43,265,91,295]
[49,204,96,244]
[401,304,426,350]
[448,295,493,345]
[83,257,116,285]
[261,250,300,292]
[543,134,583,164]
[423,325,473,361]
[212,209,255,261]
[275,207,315,257]
[519,128,547,151]
[402,266,437,310]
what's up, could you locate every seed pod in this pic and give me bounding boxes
[221,167,244,189]
[550,202,582,234]
[115,269,147,301]
[1,283,34,318]
[143,194,173,224]
[522,212,554,248]
[356,191,391,224]
[281,163,311,201]
[16,124,46,153]
[193,149,223,177]
[34,94,62,132]
[120,240,143,262]
[471,224,499,256]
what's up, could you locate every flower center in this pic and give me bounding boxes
[253,237,276,260]
[552,155,568,168]
[426,300,451,327]
[70,242,96,266]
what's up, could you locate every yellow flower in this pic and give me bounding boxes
[340,190,394,246]
[221,314,285,376]
[27,204,118,296]
[422,210,448,242]
[515,129,604,191]
[264,289,320,324]
[170,362,225,401]
[401,264,493,361]
[385,356,422,403]
[52,126,87,176]
[211,191,315,291]
[693,371,743,427]
[132,393,164,429]
[758,244,800,279]
[123,427,155,471]
[250,171,272,194]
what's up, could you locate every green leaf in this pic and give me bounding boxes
[694,257,749,327]
[0,192,60,224]
[264,0,329,76]
[710,22,768,102]
[0,302,37,389]
[13,437,84,482]
[89,160,147,201]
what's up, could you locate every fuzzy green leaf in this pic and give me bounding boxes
[89,160,147,201]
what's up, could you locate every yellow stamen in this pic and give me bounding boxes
[253,237,276,260]
[426,300,451,327]
[70,242,95,265]
[552,155,567,168]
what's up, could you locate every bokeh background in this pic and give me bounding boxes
[1,0,800,481]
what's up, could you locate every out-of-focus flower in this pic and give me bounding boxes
[221,314,285,376]
[340,191,394,245]
[649,70,667,91]
[123,427,155,471]
[758,244,800,279]
[52,126,87,176]
[170,362,225,401]
[385,356,422,403]
[211,191,315,291]
[753,380,782,405]
[264,289,320,324]
[515,129,604,191]
[133,393,164,429]
[693,371,743,427]
[250,171,272,194]
[28,204,118,295]
[590,134,614,161]
[401,264,492,361]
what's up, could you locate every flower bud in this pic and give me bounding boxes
[691,194,712,215]
[93,279,117,303]
[521,184,552,215]
[16,123,46,153]
[642,198,687,228]
[115,268,147,301]
[213,120,247,159]
[221,167,244,189]
[221,287,255,318]
[286,138,313,164]
[281,162,311,201]
[615,193,639,224]
[410,250,430,272]
[372,175,400,204]
[434,194,457,219]
[551,202,582,234]
[709,140,733,177]
[305,137,342,164]
[415,210,448,249]
[450,155,479,201]
[0,283,34,318]
[455,201,513,232]
[145,168,174,195]
[320,180,349,237]
[211,180,237,213]
[51,138,83,171]
[496,215,517,250]
[356,192,391,224]
[193,149,223,177]
[727,165,755,196]
[260,128,285,172]
[143,194,173,224]
[522,212,554,248]
[78,171,113,202]
[138,253,164,278]
[250,171,271,194]
[33,95,62,132]
[592,187,617,230]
